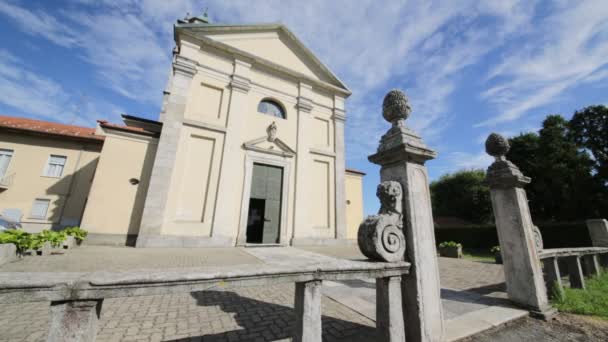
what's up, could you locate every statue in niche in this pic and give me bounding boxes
[358,181,406,262]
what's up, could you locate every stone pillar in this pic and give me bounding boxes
[484,133,555,318]
[47,300,103,342]
[376,276,406,342]
[292,83,313,243]
[587,219,608,247]
[294,280,322,342]
[137,55,197,247]
[368,90,443,342]
[333,96,347,240]
[211,59,252,243]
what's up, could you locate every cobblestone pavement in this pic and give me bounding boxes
[0,283,376,342]
[0,246,506,341]
[299,245,506,291]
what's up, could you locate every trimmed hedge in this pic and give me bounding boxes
[435,222,592,249]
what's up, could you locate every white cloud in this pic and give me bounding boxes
[1,0,573,167]
[445,151,493,171]
[0,49,69,118]
[0,1,78,47]
[0,49,122,126]
[0,1,174,104]
[476,1,608,127]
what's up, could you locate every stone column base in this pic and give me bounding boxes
[529,306,558,321]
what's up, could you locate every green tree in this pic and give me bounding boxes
[569,105,608,215]
[430,169,492,224]
[569,105,608,184]
[506,132,542,215]
[508,115,598,221]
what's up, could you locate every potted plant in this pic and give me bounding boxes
[0,229,30,256]
[438,241,462,258]
[62,227,88,246]
[491,246,502,264]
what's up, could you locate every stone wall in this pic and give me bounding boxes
[0,244,17,266]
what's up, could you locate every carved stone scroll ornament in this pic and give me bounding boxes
[358,181,406,262]
[533,225,544,251]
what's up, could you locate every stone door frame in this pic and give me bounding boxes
[237,150,292,246]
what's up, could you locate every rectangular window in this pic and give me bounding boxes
[43,155,67,178]
[0,149,13,178]
[30,199,50,219]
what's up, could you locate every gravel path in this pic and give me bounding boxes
[466,314,608,342]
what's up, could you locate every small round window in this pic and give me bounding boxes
[257,99,286,119]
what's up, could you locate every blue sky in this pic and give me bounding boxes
[1,0,607,215]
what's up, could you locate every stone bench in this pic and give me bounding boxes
[0,258,409,342]
[538,247,608,294]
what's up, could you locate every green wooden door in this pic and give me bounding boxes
[247,163,283,243]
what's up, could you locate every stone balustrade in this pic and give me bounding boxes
[539,247,608,295]
[0,258,409,342]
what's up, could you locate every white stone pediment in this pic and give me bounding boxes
[243,136,296,158]
[242,122,296,158]
[178,24,348,92]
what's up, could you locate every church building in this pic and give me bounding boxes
[75,13,363,247]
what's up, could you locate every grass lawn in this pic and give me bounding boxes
[461,248,496,263]
[553,271,608,319]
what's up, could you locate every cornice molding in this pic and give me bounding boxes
[176,29,351,97]
[173,55,197,78]
[296,96,313,113]
[230,74,251,93]
[333,108,346,122]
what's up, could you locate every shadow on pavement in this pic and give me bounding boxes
[164,290,377,342]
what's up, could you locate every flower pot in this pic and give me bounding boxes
[439,246,462,258]
[63,236,76,249]
[36,242,52,256]
[494,252,503,264]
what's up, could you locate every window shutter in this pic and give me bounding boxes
[30,199,50,219]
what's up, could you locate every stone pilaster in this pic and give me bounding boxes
[212,59,252,243]
[292,83,314,243]
[484,133,555,318]
[137,55,197,247]
[333,96,347,240]
[368,90,443,342]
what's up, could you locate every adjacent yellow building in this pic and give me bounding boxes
[0,115,103,232]
[0,15,366,247]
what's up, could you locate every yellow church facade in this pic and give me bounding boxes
[0,16,365,247]
[82,16,363,247]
